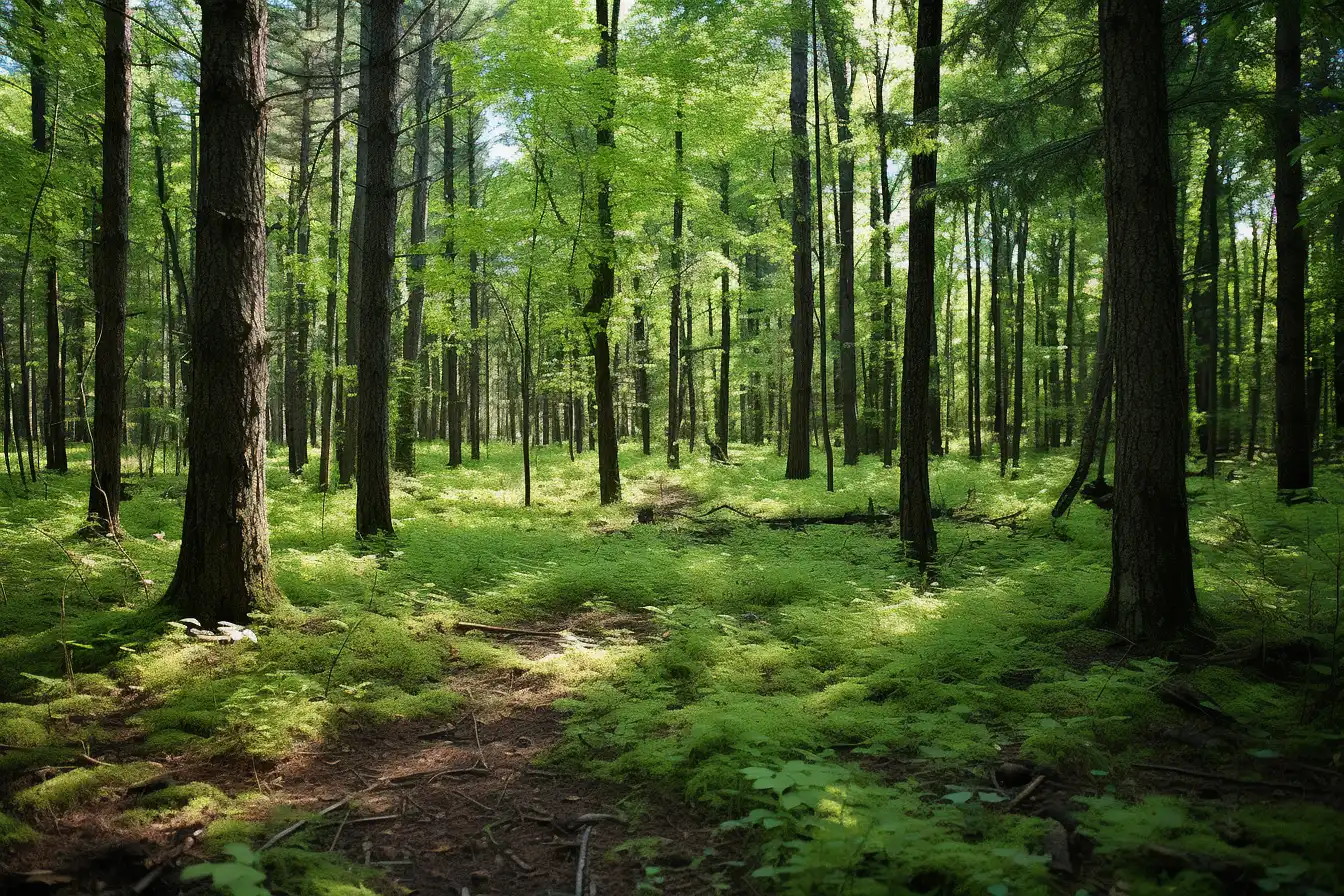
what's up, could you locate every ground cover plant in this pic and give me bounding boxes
[1,443,1341,895]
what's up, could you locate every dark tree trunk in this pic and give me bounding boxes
[810,2,834,490]
[634,276,650,454]
[287,87,313,475]
[1192,128,1220,474]
[1274,0,1310,490]
[1097,0,1196,641]
[898,0,941,564]
[819,3,857,465]
[165,0,277,625]
[989,192,1006,476]
[319,0,345,492]
[354,0,402,538]
[1248,211,1272,461]
[468,113,482,462]
[587,0,621,504]
[339,2,370,487]
[1063,207,1076,446]
[395,7,434,475]
[31,10,66,474]
[1011,209,1027,469]
[88,0,131,535]
[444,59,463,467]
[964,197,979,458]
[718,166,732,454]
[667,121,684,470]
[786,0,814,480]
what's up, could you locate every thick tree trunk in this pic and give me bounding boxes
[165,0,277,625]
[1274,0,1310,490]
[354,0,402,538]
[898,0,941,564]
[88,0,131,534]
[786,0,814,480]
[395,7,434,475]
[1097,0,1196,641]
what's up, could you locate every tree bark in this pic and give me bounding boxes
[395,6,435,475]
[444,58,463,467]
[165,0,277,625]
[1274,0,1310,490]
[88,0,131,535]
[319,0,345,492]
[717,165,732,454]
[1097,0,1196,641]
[355,0,402,538]
[898,0,941,564]
[1192,128,1220,474]
[668,118,684,469]
[786,0,814,480]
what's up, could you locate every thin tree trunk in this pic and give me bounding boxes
[319,0,345,492]
[1192,127,1220,474]
[668,117,684,469]
[339,1,370,487]
[786,0,814,480]
[811,0,834,490]
[898,0,941,563]
[88,0,131,534]
[717,166,731,455]
[1274,0,1310,490]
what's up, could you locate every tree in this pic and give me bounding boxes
[87,0,131,535]
[355,0,403,538]
[1274,0,1310,491]
[785,0,813,481]
[586,0,622,504]
[897,0,941,565]
[164,0,277,625]
[1096,0,1196,641]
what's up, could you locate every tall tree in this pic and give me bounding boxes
[1096,0,1196,641]
[355,0,403,537]
[897,0,941,564]
[1192,129,1221,474]
[319,0,347,492]
[396,4,436,475]
[165,0,277,625]
[1274,0,1310,490]
[785,0,814,480]
[586,0,622,504]
[444,57,463,467]
[87,0,131,535]
[667,118,684,469]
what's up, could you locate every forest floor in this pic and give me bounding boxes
[0,442,1342,896]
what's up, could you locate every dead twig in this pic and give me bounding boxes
[1132,762,1310,791]
[453,621,566,638]
[260,796,351,851]
[1005,774,1046,811]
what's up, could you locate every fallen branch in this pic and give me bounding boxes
[453,621,566,638]
[1005,774,1046,811]
[1132,762,1309,791]
[260,796,351,851]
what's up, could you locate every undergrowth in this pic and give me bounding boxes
[0,443,1341,894]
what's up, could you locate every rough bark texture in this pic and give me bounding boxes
[355,0,402,538]
[785,0,814,480]
[898,0,941,564]
[319,0,345,492]
[586,0,622,504]
[165,0,276,625]
[1097,0,1196,641]
[88,0,131,534]
[1274,0,1310,490]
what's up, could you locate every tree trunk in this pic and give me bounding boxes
[718,165,732,454]
[1011,209,1027,469]
[811,2,834,490]
[467,112,482,462]
[165,0,277,625]
[88,0,131,535]
[319,0,345,492]
[586,0,621,503]
[1063,207,1076,446]
[667,120,684,469]
[898,0,941,564]
[444,59,463,467]
[395,7,434,475]
[354,0,402,538]
[287,86,313,475]
[786,0,814,480]
[1191,128,1220,474]
[1274,0,1310,490]
[31,11,66,474]
[339,2,370,487]
[1097,0,1196,641]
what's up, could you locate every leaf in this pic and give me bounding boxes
[978,791,1008,803]
[943,791,974,804]
[1247,749,1281,759]
[988,885,1011,896]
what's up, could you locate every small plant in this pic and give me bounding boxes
[181,843,271,896]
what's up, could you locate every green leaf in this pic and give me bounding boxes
[978,791,1008,803]
[1247,749,1281,759]
[943,791,974,804]
[987,885,1010,896]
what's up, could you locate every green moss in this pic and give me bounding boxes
[0,810,38,847]
[14,762,163,814]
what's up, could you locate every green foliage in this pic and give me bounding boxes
[182,844,272,896]
[0,810,38,847]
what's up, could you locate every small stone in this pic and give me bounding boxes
[997,762,1033,787]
